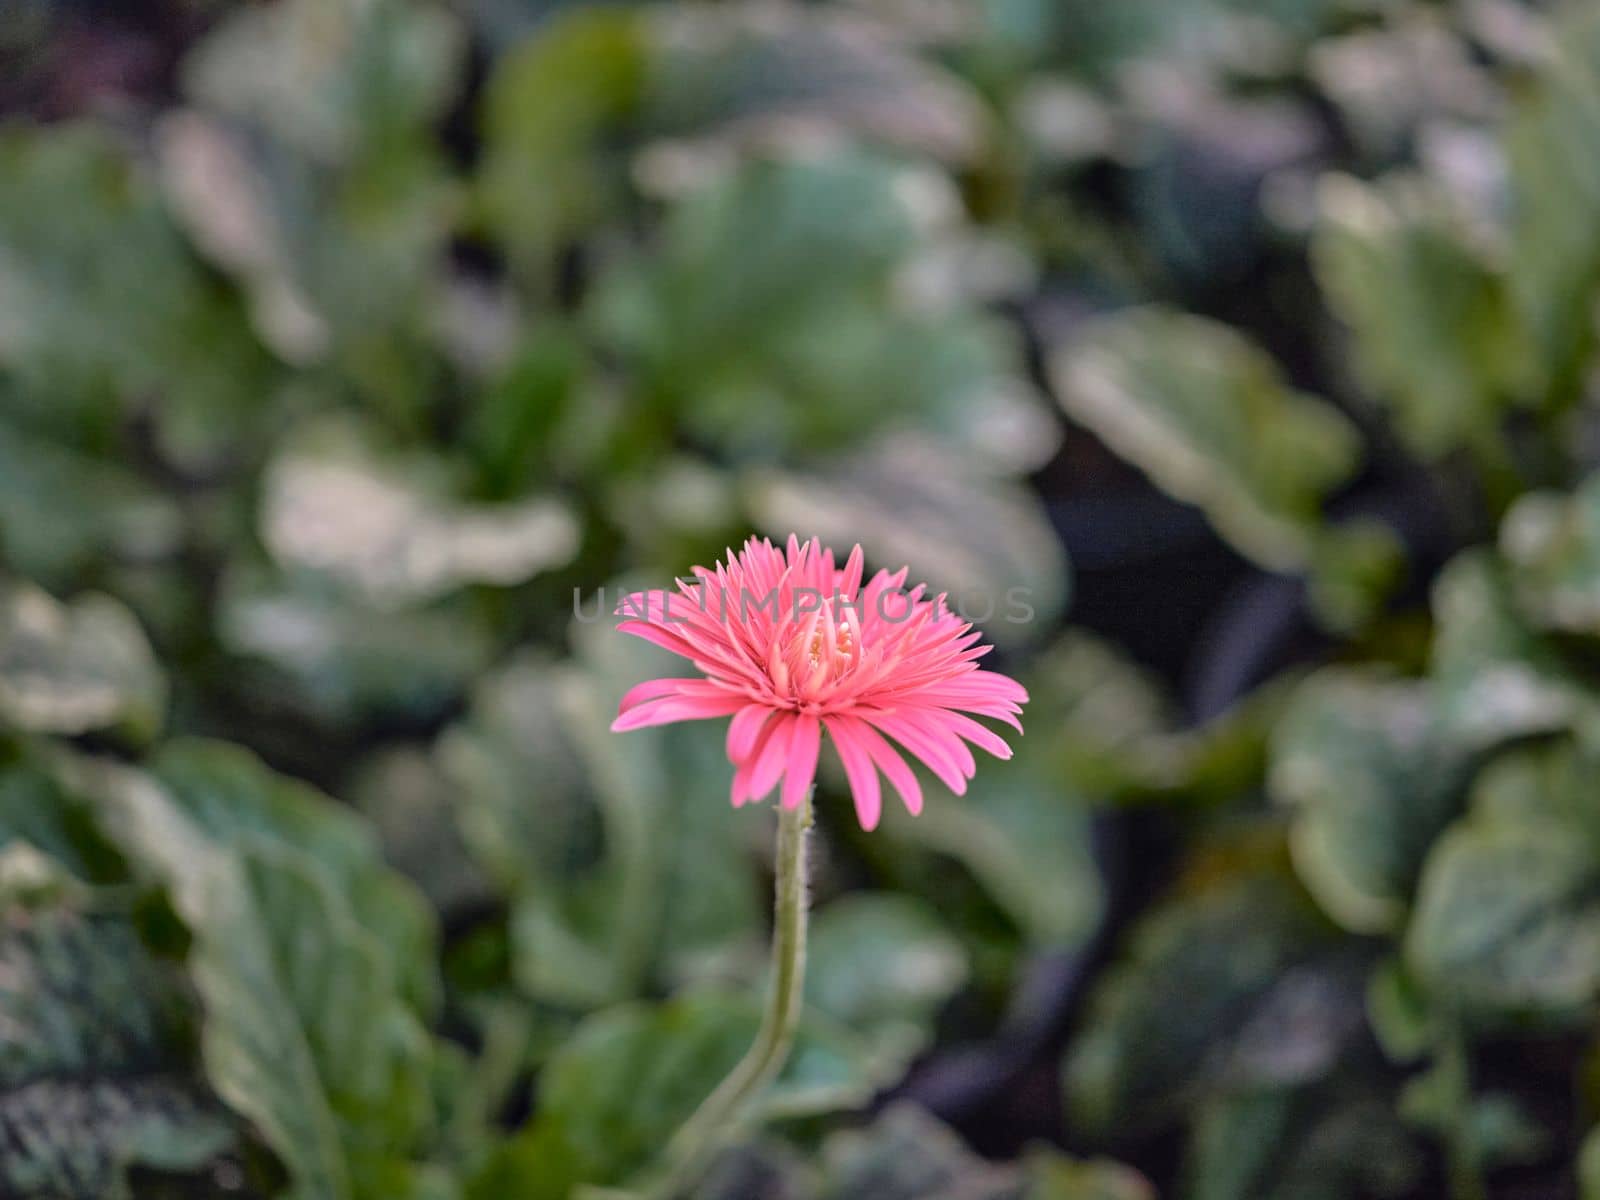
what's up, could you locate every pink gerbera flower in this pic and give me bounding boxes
[610,535,1028,830]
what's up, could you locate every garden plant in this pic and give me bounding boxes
[5,0,1600,1198]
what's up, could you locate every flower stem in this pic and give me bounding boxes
[644,793,812,1199]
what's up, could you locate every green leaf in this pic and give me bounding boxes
[1313,174,1531,458]
[877,742,1102,949]
[1308,22,1497,159]
[803,894,968,1081]
[1500,477,1600,637]
[694,1139,812,1200]
[147,738,442,1019]
[348,746,492,921]
[64,755,441,1200]
[0,423,182,591]
[462,326,594,499]
[0,840,89,907]
[1184,1082,1421,1200]
[0,1078,237,1200]
[1051,308,1359,571]
[874,634,1139,948]
[1129,675,1292,804]
[819,1103,1022,1200]
[217,566,494,727]
[1305,519,1405,633]
[1406,800,1600,1027]
[1063,866,1348,1137]
[0,871,193,1092]
[485,992,872,1198]
[479,6,649,268]
[1365,957,1432,1065]
[1428,549,1594,748]
[1469,740,1600,832]
[644,6,985,163]
[442,667,630,1005]
[1399,1042,1548,1187]
[592,153,1020,458]
[260,421,580,608]
[0,580,165,741]
[0,123,273,470]
[0,862,236,1199]
[1045,0,1344,85]
[168,0,461,401]
[156,111,452,378]
[1026,1149,1155,1200]
[1581,1121,1600,1200]
[0,753,125,884]
[1023,633,1172,791]
[440,627,761,1010]
[1506,0,1600,397]
[609,155,917,360]
[182,0,461,162]
[1269,669,1470,933]
[437,653,592,900]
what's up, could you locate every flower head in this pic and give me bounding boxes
[610,535,1028,830]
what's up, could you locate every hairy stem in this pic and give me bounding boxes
[643,794,812,1199]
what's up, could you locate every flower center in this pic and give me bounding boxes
[807,612,856,670]
[769,602,861,703]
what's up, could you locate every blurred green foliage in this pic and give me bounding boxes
[8,0,1600,1197]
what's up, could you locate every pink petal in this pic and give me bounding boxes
[870,713,972,795]
[931,710,1014,759]
[613,589,663,620]
[940,673,1030,705]
[727,704,774,763]
[731,714,783,807]
[615,619,695,659]
[825,717,881,831]
[835,715,922,816]
[746,714,797,803]
[617,677,693,715]
[609,694,745,732]
[782,715,821,810]
[839,544,864,601]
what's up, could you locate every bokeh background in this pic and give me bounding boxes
[3,0,1600,1197]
